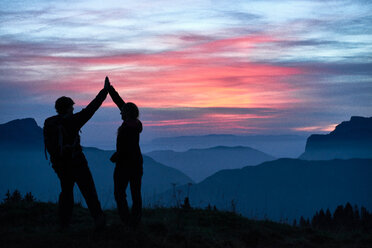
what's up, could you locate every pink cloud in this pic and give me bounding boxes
[4,33,308,119]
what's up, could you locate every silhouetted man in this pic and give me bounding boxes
[43,79,109,230]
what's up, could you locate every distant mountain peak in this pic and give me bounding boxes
[330,116,372,136]
[187,145,255,152]
[0,118,43,148]
[1,118,39,128]
[300,116,372,160]
[147,146,275,182]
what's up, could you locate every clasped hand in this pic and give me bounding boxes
[104,76,111,90]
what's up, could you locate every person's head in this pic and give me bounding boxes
[121,102,139,121]
[55,96,74,115]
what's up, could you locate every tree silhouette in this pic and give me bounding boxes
[2,190,37,204]
[3,190,11,203]
[353,204,360,228]
[181,197,191,209]
[325,208,332,229]
[361,206,372,231]
[292,219,297,227]
[307,203,372,232]
[10,190,22,202]
[333,204,344,229]
[24,192,36,202]
[344,202,354,229]
[299,216,308,228]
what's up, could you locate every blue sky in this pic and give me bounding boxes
[0,0,371,148]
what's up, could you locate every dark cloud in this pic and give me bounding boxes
[0,36,106,59]
[177,34,215,43]
[277,39,346,47]
[305,62,372,75]
[0,8,51,20]
[140,107,277,121]
[223,11,262,22]
[331,15,372,35]
[271,61,372,76]
[289,14,372,36]
[0,6,132,30]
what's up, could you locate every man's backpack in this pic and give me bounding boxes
[43,116,79,161]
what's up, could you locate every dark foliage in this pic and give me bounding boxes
[181,197,191,209]
[24,192,36,203]
[1,199,372,248]
[297,202,372,232]
[2,190,36,204]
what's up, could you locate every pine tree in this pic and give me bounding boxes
[299,216,306,227]
[3,190,11,203]
[325,208,332,230]
[24,192,35,202]
[10,190,22,202]
[344,202,354,230]
[353,204,360,229]
[206,203,212,211]
[333,204,344,229]
[181,197,191,209]
[318,209,326,229]
[360,207,372,231]
[293,219,297,227]
[311,211,319,228]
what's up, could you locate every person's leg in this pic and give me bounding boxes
[114,166,130,224]
[74,156,105,228]
[54,164,74,228]
[130,173,142,225]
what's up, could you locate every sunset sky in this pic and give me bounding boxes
[0,0,371,148]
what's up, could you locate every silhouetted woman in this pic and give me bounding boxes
[106,77,143,226]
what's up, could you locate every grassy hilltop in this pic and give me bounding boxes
[1,200,372,248]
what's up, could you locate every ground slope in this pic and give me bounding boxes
[1,201,371,248]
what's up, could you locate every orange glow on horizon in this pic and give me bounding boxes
[293,124,338,133]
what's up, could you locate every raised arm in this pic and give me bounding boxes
[107,78,125,111]
[73,82,109,129]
